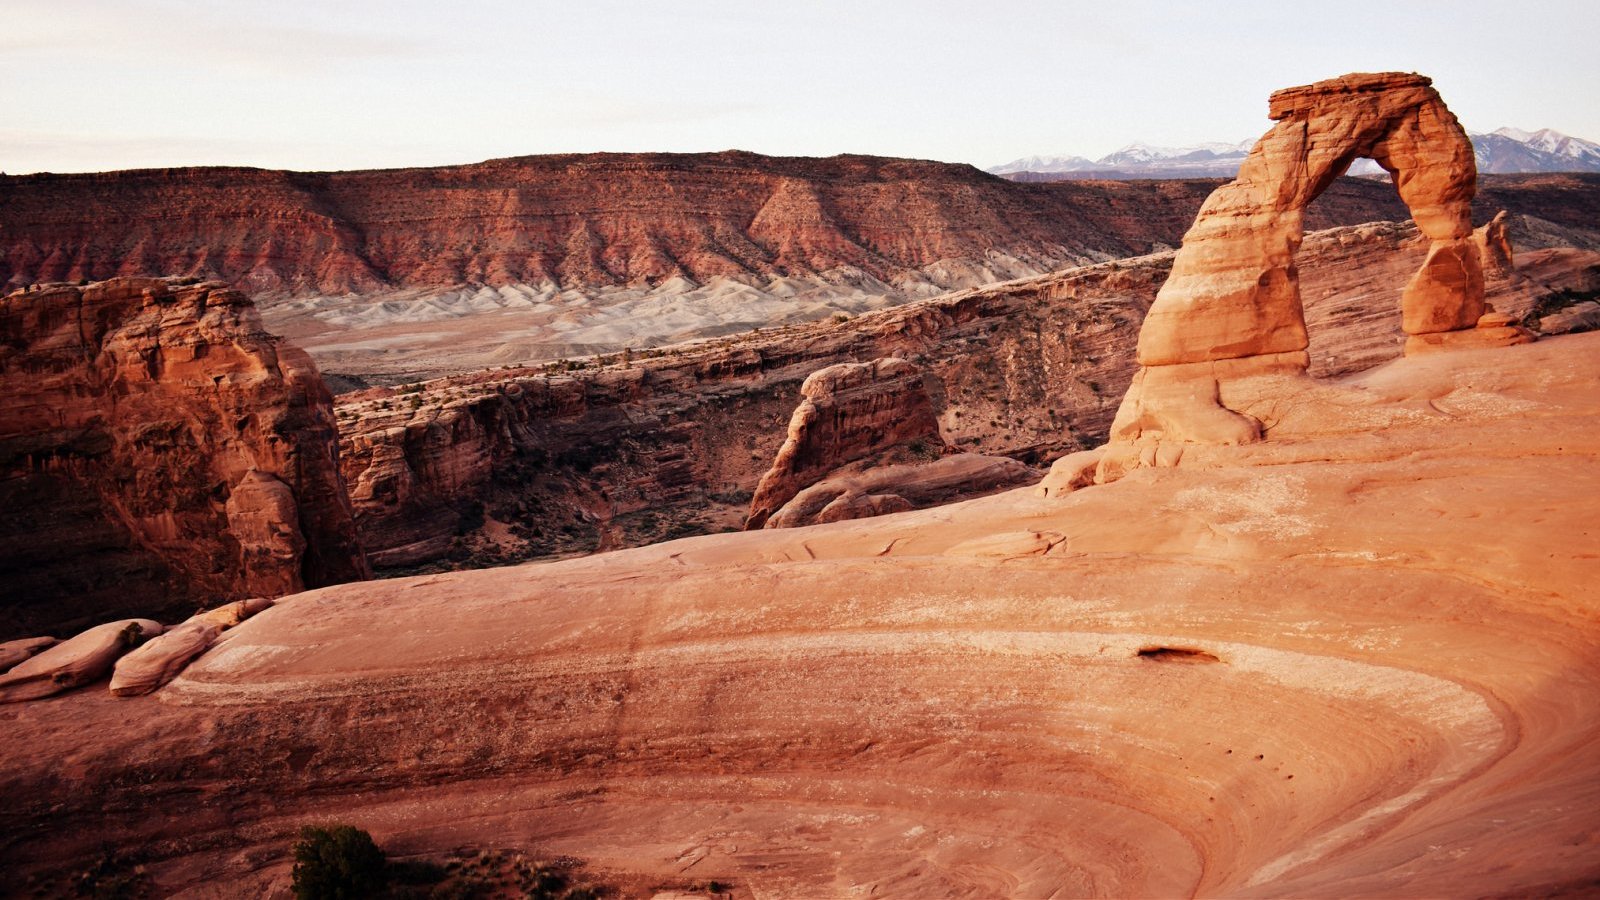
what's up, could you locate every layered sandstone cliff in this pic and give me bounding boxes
[744,358,945,529]
[6,156,1595,379]
[0,155,1399,298]
[0,277,368,638]
[337,218,1597,571]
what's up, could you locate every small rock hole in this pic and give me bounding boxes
[1136,646,1222,663]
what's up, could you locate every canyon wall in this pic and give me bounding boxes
[335,253,1162,569]
[0,278,368,638]
[6,152,1592,306]
[8,156,1594,380]
[336,218,1599,572]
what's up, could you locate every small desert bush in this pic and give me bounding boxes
[291,825,387,899]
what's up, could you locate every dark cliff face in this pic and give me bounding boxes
[0,277,369,638]
[1,151,1507,298]
[335,256,1166,572]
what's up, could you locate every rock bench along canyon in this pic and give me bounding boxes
[2,72,1599,898]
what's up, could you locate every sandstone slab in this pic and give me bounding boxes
[109,622,221,697]
[0,636,58,673]
[764,453,1036,528]
[0,619,162,703]
[1540,300,1600,335]
[0,335,1597,896]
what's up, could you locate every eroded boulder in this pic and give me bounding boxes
[0,619,163,703]
[0,636,59,673]
[745,358,942,529]
[110,621,222,697]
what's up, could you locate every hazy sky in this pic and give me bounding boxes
[4,0,1598,174]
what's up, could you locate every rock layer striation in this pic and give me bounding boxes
[0,277,368,637]
[744,358,943,529]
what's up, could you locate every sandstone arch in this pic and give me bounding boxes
[1107,72,1530,451]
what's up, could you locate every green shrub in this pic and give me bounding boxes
[291,825,388,899]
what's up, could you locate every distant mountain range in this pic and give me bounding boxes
[990,128,1600,180]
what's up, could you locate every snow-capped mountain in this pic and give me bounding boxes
[989,141,1252,177]
[991,129,1600,179]
[1474,127,1600,173]
[987,153,1098,174]
[1094,141,1254,168]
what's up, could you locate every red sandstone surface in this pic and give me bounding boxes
[4,71,1600,898]
[0,277,368,638]
[2,330,1596,896]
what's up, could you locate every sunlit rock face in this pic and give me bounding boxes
[0,277,368,637]
[1137,72,1480,369]
[1105,72,1536,469]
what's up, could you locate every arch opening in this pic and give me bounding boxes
[1098,72,1534,458]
